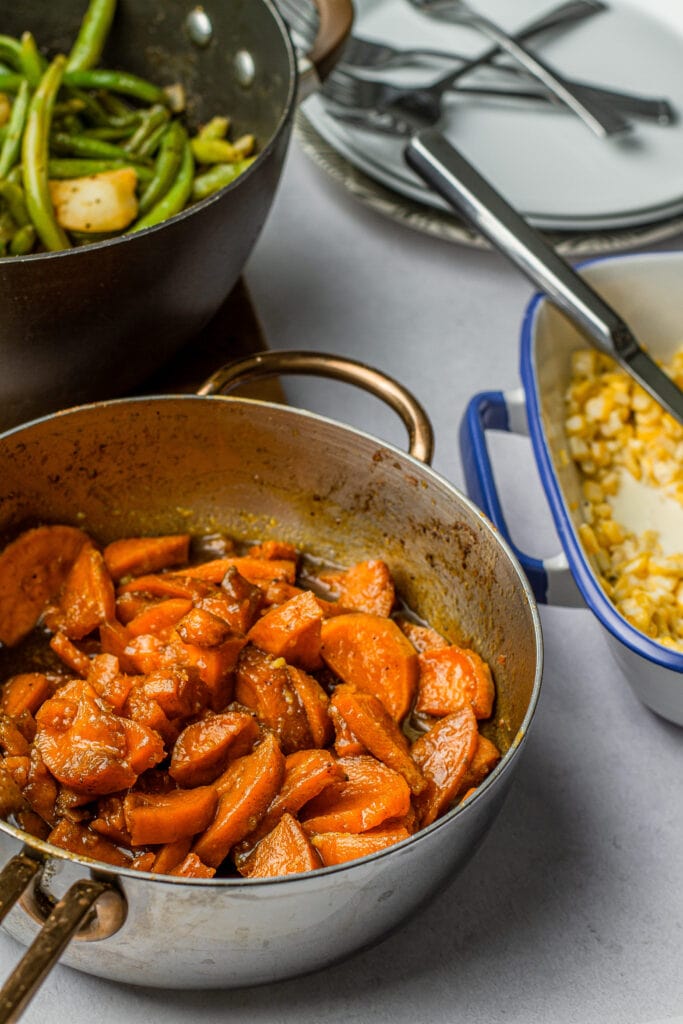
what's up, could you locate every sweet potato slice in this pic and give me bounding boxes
[117,574,210,601]
[242,813,321,878]
[320,560,395,617]
[179,557,296,587]
[215,567,264,634]
[174,634,246,711]
[192,732,285,868]
[87,653,132,713]
[23,747,58,824]
[1,673,52,718]
[235,646,312,754]
[320,613,418,722]
[330,685,426,795]
[0,713,30,756]
[415,646,495,720]
[91,794,132,846]
[287,666,333,748]
[48,818,131,868]
[396,616,449,654]
[329,703,366,757]
[169,853,215,878]
[103,534,190,582]
[175,606,232,647]
[123,785,218,845]
[126,598,194,638]
[49,631,91,677]
[311,823,411,866]
[58,543,116,640]
[248,540,299,562]
[456,734,501,797]
[0,525,90,646]
[411,707,479,826]
[152,837,192,874]
[300,755,411,834]
[247,591,323,671]
[169,710,260,787]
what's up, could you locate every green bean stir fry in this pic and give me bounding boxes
[0,0,256,256]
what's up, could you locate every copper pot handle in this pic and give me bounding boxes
[310,0,353,81]
[197,350,435,464]
[0,852,125,1023]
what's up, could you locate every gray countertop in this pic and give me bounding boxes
[2,1,683,1018]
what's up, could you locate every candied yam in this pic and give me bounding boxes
[321,559,395,617]
[23,748,58,824]
[169,711,260,787]
[0,525,90,646]
[287,666,333,748]
[243,813,321,878]
[103,534,190,581]
[117,574,210,601]
[235,646,312,754]
[415,646,495,720]
[137,665,198,719]
[58,544,116,640]
[456,734,501,797]
[169,853,215,878]
[122,633,174,675]
[411,707,479,826]
[311,823,411,866]
[193,733,285,868]
[175,606,232,647]
[47,818,131,868]
[1,673,53,718]
[123,689,177,747]
[300,755,411,834]
[151,837,192,874]
[330,685,426,796]
[216,567,264,634]
[116,592,152,624]
[175,634,246,711]
[247,591,323,671]
[0,712,31,756]
[396,616,449,654]
[131,852,156,872]
[329,703,367,757]
[320,613,418,722]
[0,761,27,819]
[99,619,138,673]
[248,540,299,562]
[87,653,132,713]
[180,557,296,587]
[123,785,218,845]
[126,598,194,638]
[49,631,91,677]
[91,795,132,846]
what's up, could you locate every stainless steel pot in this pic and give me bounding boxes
[0,352,542,1018]
[0,0,351,429]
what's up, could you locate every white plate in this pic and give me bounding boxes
[302,0,683,231]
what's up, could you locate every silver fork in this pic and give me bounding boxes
[408,0,629,137]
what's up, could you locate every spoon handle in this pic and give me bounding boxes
[404,128,683,424]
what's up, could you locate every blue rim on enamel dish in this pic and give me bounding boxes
[520,251,683,674]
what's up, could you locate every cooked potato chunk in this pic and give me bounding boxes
[48,168,139,233]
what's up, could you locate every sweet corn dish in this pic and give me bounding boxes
[564,348,683,651]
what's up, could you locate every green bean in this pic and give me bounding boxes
[96,91,139,125]
[19,32,45,87]
[129,137,193,232]
[0,73,25,92]
[123,103,169,153]
[63,69,167,106]
[0,35,22,71]
[81,124,135,140]
[6,164,22,186]
[138,121,184,215]
[50,130,151,164]
[48,157,153,182]
[191,158,255,201]
[0,79,30,178]
[21,55,70,251]
[197,116,230,141]
[9,222,35,254]
[53,98,87,116]
[136,120,167,159]
[66,0,117,73]
[0,180,30,225]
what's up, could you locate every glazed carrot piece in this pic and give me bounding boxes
[320,559,395,617]
[49,630,91,677]
[396,616,449,654]
[456,733,501,797]
[1,673,53,718]
[151,837,192,874]
[47,818,131,868]
[193,732,285,868]
[123,785,218,846]
[237,748,346,855]
[287,666,333,748]
[247,591,323,671]
[169,853,216,878]
[320,613,419,722]
[103,534,190,582]
[58,543,116,640]
[415,646,495,720]
[329,703,366,757]
[300,755,411,834]
[0,525,90,646]
[310,822,411,866]
[175,606,232,647]
[330,685,427,796]
[179,557,297,587]
[126,597,194,638]
[242,813,321,878]
[235,646,312,754]
[248,540,299,561]
[87,653,133,713]
[169,710,260,787]
[411,707,479,826]
[214,567,264,633]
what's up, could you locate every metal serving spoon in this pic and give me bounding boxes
[404,129,683,424]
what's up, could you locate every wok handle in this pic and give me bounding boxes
[310,0,354,80]
[0,855,125,1024]
[460,389,583,607]
[197,349,435,464]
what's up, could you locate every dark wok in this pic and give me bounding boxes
[0,0,348,428]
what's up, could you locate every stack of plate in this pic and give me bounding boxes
[299,0,683,253]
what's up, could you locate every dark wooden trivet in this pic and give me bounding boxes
[139,277,284,402]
